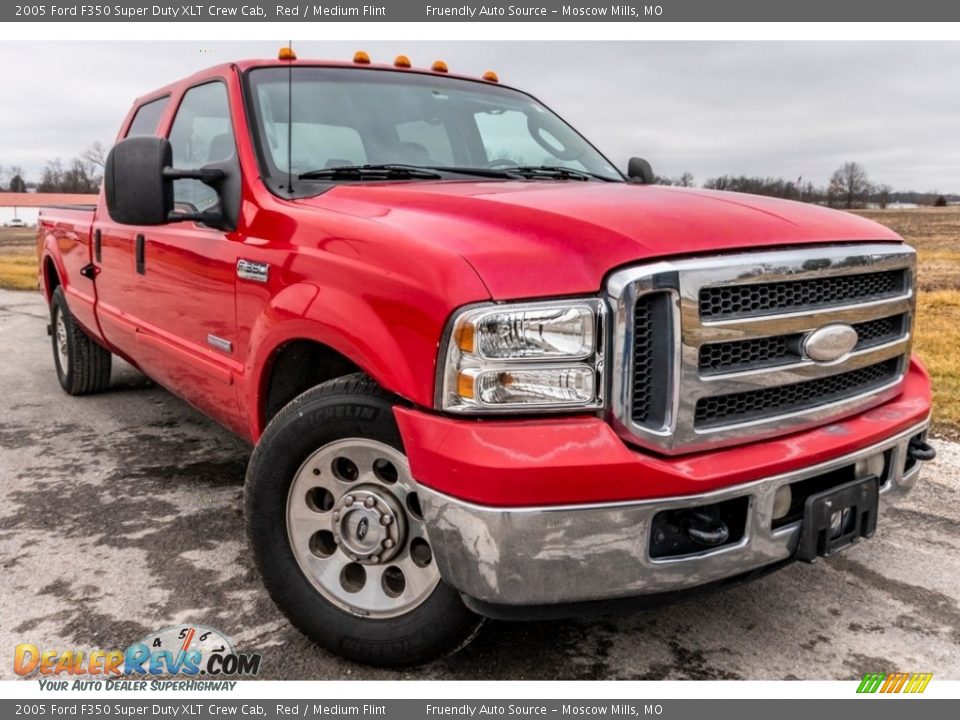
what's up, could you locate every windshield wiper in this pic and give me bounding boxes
[298,164,443,180]
[415,166,521,179]
[501,166,614,182]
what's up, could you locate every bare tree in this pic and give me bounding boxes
[874,184,893,209]
[81,141,108,169]
[656,171,695,187]
[37,159,64,193]
[37,155,102,193]
[828,161,872,209]
[703,175,806,200]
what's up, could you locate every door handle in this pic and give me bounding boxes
[135,233,145,275]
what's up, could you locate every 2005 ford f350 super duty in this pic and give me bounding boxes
[38,50,936,667]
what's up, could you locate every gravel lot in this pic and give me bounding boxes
[2,288,959,681]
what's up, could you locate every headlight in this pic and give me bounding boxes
[439,299,605,413]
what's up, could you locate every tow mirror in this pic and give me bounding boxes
[627,157,655,185]
[104,137,174,225]
[104,136,235,229]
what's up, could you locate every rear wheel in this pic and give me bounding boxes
[245,374,483,667]
[50,286,112,395]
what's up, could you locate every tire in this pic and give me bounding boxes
[50,286,112,396]
[245,373,484,667]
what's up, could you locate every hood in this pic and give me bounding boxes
[298,181,902,299]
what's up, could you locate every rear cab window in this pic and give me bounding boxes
[126,96,170,137]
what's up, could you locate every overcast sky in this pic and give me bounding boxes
[2,41,959,192]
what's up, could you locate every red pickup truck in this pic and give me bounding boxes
[38,51,935,667]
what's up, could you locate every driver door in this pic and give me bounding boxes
[128,80,246,433]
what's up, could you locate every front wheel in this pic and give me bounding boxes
[245,374,483,667]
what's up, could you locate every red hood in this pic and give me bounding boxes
[297,181,902,299]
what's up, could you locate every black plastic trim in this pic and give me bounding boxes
[135,234,145,275]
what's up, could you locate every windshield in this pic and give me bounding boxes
[245,66,623,194]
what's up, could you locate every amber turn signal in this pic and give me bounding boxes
[454,321,475,353]
[353,50,371,64]
[457,372,475,400]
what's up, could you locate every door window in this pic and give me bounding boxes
[168,82,235,212]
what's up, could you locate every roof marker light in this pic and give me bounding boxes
[482,70,499,83]
[394,55,412,69]
[353,50,371,64]
[431,60,448,73]
[278,46,296,61]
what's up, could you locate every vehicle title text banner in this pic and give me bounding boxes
[7,0,960,22]
[1,700,959,720]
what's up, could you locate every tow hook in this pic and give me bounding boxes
[684,511,730,547]
[908,437,937,462]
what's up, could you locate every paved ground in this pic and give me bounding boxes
[2,288,959,681]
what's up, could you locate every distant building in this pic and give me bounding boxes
[0,192,99,227]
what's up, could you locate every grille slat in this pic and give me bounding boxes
[694,359,900,429]
[631,293,672,428]
[699,314,906,375]
[699,270,907,319]
[632,297,655,425]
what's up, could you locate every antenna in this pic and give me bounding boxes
[286,40,294,196]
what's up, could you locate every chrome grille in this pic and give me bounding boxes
[606,244,916,454]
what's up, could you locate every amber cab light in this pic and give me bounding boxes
[394,55,412,68]
[278,46,296,61]
[482,71,499,83]
[353,51,371,64]
[431,60,449,73]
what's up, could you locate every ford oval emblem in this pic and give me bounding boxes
[802,323,859,362]
[356,517,369,541]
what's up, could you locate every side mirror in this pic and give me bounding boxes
[104,137,174,225]
[104,136,237,229]
[627,157,655,185]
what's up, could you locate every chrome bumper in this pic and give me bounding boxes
[418,420,928,607]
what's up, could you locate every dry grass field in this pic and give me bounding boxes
[855,207,960,438]
[0,226,37,291]
[2,208,957,435]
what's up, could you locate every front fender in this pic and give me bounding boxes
[241,278,482,441]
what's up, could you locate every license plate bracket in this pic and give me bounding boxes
[795,476,879,562]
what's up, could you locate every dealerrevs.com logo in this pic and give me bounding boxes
[14,625,261,689]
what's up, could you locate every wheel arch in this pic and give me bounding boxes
[41,252,63,303]
[244,282,435,441]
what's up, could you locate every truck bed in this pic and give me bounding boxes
[37,204,98,334]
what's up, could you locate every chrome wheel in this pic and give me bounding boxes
[55,308,69,375]
[286,438,440,618]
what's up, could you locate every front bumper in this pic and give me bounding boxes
[417,419,929,608]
